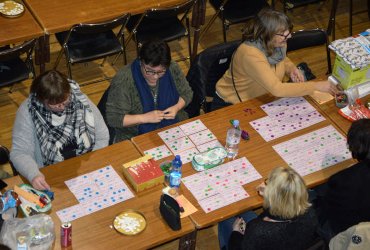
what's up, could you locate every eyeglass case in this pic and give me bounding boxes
[192,147,227,171]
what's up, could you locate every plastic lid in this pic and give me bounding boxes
[233,120,240,127]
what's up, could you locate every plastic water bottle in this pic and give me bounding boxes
[225,120,241,159]
[169,155,182,188]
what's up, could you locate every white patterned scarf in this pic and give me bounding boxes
[28,80,95,166]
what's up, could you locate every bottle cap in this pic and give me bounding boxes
[233,120,240,127]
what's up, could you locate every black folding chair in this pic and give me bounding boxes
[54,13,130,82]
[201,0,269,42]
[125,0,195,61]
[0,39,36,93]
[185,40,240,117]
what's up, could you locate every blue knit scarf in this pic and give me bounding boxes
[131,59,179,134]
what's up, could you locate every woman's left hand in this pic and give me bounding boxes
[163,105,179,119]
[290,67,305,83]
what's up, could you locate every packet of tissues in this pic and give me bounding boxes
[192,147,227,171]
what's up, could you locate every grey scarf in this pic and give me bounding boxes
[244,39,286,65]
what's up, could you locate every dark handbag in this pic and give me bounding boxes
[159,194,181,231]
[297,62,316,81]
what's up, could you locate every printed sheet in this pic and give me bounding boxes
[56,166,134,222]
[250,97,325,141]
[146,119,223,163]
[182,157,262,213]
[273,125,352,176]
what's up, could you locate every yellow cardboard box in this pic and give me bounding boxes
[333,55,370,90]
[122,155,164,192]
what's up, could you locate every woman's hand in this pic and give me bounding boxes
[163,105,180,120]
[256,182,266,196]
[232,217,246,235]
[290,67,305,83]
[314,80,340,95]
[31,175,50,190]
[143,110,165,123]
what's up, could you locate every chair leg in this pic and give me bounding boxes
[66,61,72,80]
[222,21,228,43]
[54,48,64,69]
[327,0,338,41]
[186,17,192,59]
[349,0,353,36]
[8,85,15,93]
[199,8,222,42]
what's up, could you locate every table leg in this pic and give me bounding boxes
[178,230,197,250]
[34,34,50,74]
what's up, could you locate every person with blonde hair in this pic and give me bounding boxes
[211,8,338,110]
[218,166,318,250]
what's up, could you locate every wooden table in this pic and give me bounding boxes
[312,97,352,134]
[0,4,43,46]
[131,95,355,228]
[23,0,205,71]
[4,140,195,250]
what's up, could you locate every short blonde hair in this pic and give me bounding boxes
[263,167,310,219]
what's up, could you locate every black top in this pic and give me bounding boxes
[228,208,318,250]
[322,160,370,234]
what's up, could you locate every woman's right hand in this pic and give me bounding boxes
[31,175,50,190]
[143,110,165,123]
[314,80,339,95]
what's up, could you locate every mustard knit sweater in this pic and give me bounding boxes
[216,43,317,104]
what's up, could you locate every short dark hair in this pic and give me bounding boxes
[347,118,370,161]
[139,39,171,68]
[30,70,70,104]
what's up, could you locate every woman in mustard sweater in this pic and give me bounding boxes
[212,8,338,110]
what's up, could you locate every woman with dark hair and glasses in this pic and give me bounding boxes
[315,118,370,241]
[105,39,193,142]
[10,70,109,190]
[212,8,339,110]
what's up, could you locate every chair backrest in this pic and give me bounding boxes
[287,28,332,74]
[0,39,36,62]
[329,222,370,250]
[185,40,240,117]
[71,13,131,35]
[287,28,328,51]
[0,145,18,176]
[97,87,115,145]
[144,0,195,20]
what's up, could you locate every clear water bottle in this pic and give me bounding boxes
[169,155,182,188]
[225,120,241,159]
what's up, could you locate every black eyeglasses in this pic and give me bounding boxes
[275,32,291,40]
[141,63,166,76]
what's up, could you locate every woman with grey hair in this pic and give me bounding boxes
[218,166,318,250]
[212,8,338,110]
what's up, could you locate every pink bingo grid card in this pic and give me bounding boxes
[179,119,208,135]
[250,97,325,141]
[182,157,262,213]
[144,144,172,160]
[57,165,134,222]
[272,125,351,177]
